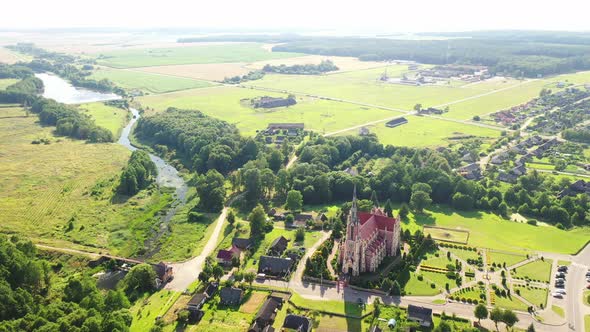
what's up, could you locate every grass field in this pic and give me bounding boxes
[514,285,548,308]
[552,305,565,318]
[420,250,454,269]
[0,47,27,64]
[400,205,589,254]
[96,43,302,68]
[423,226,470,244]
[585,315,590,332]
[0,106,174,256]
[77,102,128,137]
[493,292,529,311]
[446,247,480,262]
[0,78,18,89]
[239,291,266,314]
[135,63,251,82]
[584,290,590,307]
[138,86,398,136]
[90,68,214,93]
[130,290,180,332]
[512,259,553,283]
[487,251,527,268]
[404,271,441,296]
[354,115,501,147]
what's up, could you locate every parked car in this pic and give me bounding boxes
[555,283,565,289]
[256,273,266,280]
[558,266,568,272]
[586,284,590,289]
[552,293,563,298]
[556,277,565,282]
[555,272,566,278]
[555,289,566,295]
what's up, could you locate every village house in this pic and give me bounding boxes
[267,123,304,130]
[258,256,294,278]
[558,180,590,198]
[219,286,244,306]
[151,262,173,288]
[282,314,312,332]
[248,296,284,332]
[457,163,482,180]
[497,171,518,184]
[292,213,313,228]
[216,249,236,266]
[186,282,218,322]
[407,305,433,327]
[461,152,475,163]
[385,117,408,128]
[232,238,253,251]
[267,236,289,256]
[340,187,401,276]
[359,126,370,136]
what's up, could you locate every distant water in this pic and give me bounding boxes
[35,73,120,104]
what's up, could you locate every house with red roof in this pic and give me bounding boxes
[340,187,401,276]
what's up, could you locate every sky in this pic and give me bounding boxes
[2,0,590,32]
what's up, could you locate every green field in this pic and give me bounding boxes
[96,43,302,68]
[0,78,18,89]
[585,315,590,332]
[512,259,553,283]
[138,86,398,136]
[487,251,527,268]
[493,292,529,311]
[130,290,180,332]
[404,272,441,296]
[0,106,173,256]
[400,205,589,254]
[423,226,470,244]
[447,247,481,262]
[78,102,128,137]
[90,68,214,93]
[515,285,548,308]
[354,115,501,147]
[552,305,565,318]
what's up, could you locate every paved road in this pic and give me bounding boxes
[164,205,229,291]
[292,231,331,283]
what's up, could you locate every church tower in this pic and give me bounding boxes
[341,186,362,276]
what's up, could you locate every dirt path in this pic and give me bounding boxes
[292,231,331,284]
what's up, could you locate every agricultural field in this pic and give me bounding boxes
[0,78,18,89]
[511,259,553,283]
[137,86,398,136]
[400,205,590,254]
[96,43,302,68]
[0,106,171,256]
[134,63,251,82]
[77,102,128,137]
[90,68,214,93]
[356,115,501,147]
[0,46,27,64]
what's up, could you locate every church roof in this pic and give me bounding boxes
[357,212,397,240]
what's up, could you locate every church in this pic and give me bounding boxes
[340,188,401,276]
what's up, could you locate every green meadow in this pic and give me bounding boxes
[90,68,214,93]
[400,205,589,254]
[349,115,501,147]
[137,86,399,136]
[0,78,18,89]
[96,43,302,68]
[78,102,129,137]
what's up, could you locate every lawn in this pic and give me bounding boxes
[420,250,453,269]
[493,293,529,311]
[584,290,590,307]
[420,270,454,291]
[511,259,553,283]
[90,68,214,93]
[585,315,590,332]
[401,205,589,254]
[0,78,18,89]
[129,290,180,332]
[290,292,369,317]
[191,297,256,332]
[349,114,501,148]
[138,86,398,136]
[96,43,302,68]
[487,251,527,268]
[423,226,470,244]
[514,285,548,308]
[78,102,128,137]
[0,106,173,256]
[446,247,481,262]
[404,271,441,296]
[451,285,486,303]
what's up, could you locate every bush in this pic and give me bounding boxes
[188,211,205,222]
[527,219,537,226]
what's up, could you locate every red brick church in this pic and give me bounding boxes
[340,187,401,276]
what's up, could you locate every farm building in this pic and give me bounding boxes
[385,117,408,128]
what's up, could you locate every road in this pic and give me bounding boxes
[292,231,332,283]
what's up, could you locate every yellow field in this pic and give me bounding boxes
[134,62,251,81]
[0,47,24,64]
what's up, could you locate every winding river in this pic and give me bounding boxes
[37,73,188,257]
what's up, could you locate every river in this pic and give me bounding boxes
[36,73,188,258]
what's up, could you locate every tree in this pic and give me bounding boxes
[248,204,267,238]
[410,190,432,213]
[434,321,452,332]
[123,264,157,297]
[370,190,379,206]
[502,309,518,331]
[414,103,422,112]
[177,309,190,324]
[383,199,393,217]
[227,209,236,226]
[332,218,343,239]
[381,278,394,293]
[474,303,488,323]
[196,169,226,212]
[286,190,303,211]
[295,227,305,242]
[244,272,255,286]
[373,298,381,319]
[399,203,410,219]
[243,168,262,204]
[390,280,401,295]
[490,307,503,331]
[526,323,536,332]
[212,265,224,280]
[268,149,284,172]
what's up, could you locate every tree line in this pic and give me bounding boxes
[261,59,339,75]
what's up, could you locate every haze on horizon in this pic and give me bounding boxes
[2,0,590,33]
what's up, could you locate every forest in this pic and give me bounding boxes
[179,34,590,77]
[261,59,339,75]
[118,150,158,196]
